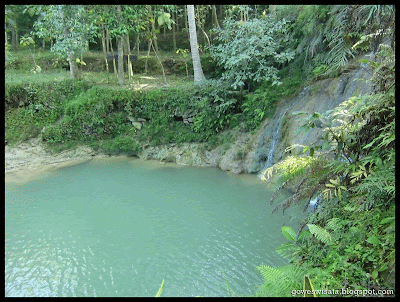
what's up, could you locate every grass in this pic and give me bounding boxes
[5,49,193,89]
[5,69,71,85]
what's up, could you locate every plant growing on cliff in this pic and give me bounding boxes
[259,43,395,295]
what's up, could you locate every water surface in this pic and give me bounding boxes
[5,157,296,297]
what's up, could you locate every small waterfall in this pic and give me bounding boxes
[259,108,289,176]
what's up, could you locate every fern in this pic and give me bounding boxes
[255,264,304,297]
[307,224,333,245]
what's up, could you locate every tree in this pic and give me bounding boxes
[117,5,124,84]
[187,5,205,82]
[33,5,97,79]
[210,13,294,89]
[5,5,20,50]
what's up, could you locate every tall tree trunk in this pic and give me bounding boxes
[11,26,18,50]
[110,41,117,76]
[61,13,78,79]
[117,5,124,85]
[135,34,140,57]
[102,26,109,72]
[184,5,188,33]
[187,5,204,82]
[125,34,133,78]
[148,6,159,54]
[211,5,220,29]
[67,52,79,79]
[172,11,177,53]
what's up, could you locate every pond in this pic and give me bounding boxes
[5,157,299,297]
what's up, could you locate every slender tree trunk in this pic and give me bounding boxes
[145,39,152,74]
[11,26,18,50]
[187,5,204,82]
[110,41,117,76]
[105,28,110,53]
[149,6,159,54]
[117,37,124,84]
[212,5,220,29]
[102,27,109,72]
[67,52,79,79]
[135,34,140,57]
[61,9,78,79]
[125,35,133,78]
[151,42,167,84]
[117,5,124,85]
[172,11,177,53]
[184,5,188,33]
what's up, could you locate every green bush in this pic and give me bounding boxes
[101,135,142,156]
[5,83,29,110]
[5,79,92,145]
[200,53,223,78]
[58,85,138,141]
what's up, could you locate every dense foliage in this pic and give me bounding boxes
[259,44,395,297]
[210,15,295,89]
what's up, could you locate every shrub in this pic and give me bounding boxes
[210,16,295,89]
[101,135,142,156]
[5,84,29,110]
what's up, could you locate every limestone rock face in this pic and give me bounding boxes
[5,54,374,176]
[5,138,108,174]
[139,55,373,174]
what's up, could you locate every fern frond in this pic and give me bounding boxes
[275,242,296,259]
[269,179,290,205]
[255,264,304,297]
[326,217,341,231]
[307,223,333,245]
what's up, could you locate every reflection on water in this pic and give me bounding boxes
[5,158,296,297]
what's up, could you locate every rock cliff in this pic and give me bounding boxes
[140,53,373,174]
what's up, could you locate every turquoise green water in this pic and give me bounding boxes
[5,157,296,297]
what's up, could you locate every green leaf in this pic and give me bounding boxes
[379,263,388,272]
[303,275,316,297]
[366,236,380,245]
[281,226,296,241]
[298,230,311,240]
[310,147,314,157]
[155,279,165,297]
[380,217,395,224]
[321,140,329,150]
[371,270,378,279]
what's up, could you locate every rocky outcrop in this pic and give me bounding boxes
[5,137,110,174]
[138,53,373,174]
